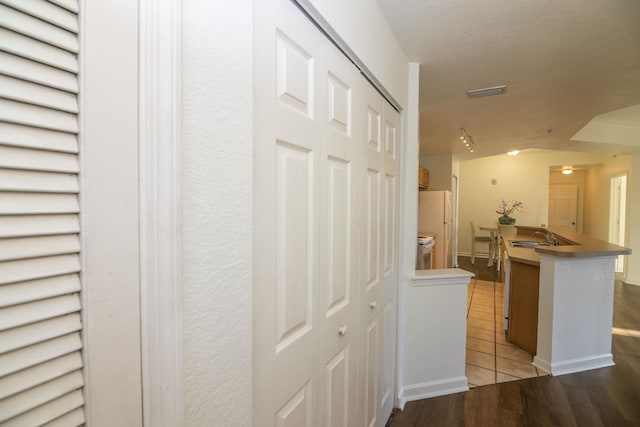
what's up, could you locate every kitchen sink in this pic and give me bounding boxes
[509,240,551,248]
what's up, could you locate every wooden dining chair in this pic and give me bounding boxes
[470,221,492,264]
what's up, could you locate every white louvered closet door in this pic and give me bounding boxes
[0,0,85,425]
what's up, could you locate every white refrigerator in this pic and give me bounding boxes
[418,190,453,269]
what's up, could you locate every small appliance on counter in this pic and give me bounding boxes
[416,233,435,270]
[418,190,453,268]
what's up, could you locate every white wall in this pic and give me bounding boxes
[583,156,632,241]
[625,154,640,285]
[181,1,253,425]
[419,153,454,191]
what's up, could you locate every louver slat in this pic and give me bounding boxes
[0,169,79,193]
[0,51,78,93]
[0,193,79,215]
[0,294,81,330]
[0,274,80,308]
[0,372,83,423]
[0,314,82,355]
[0,98,78,133]
[0,352,82,400]
[0,333,82,377]
[0,4,78,52]
[1,0,79,33]
[2,391,84,427]
[0,145,79,173]
[0,235,80,262]
[0,75,78,113]
[0,254,80,286]
[0,214,80,238]
[0,28,77,73]
[47,0,79,14]
[40,406,85,427]
[0,122,78,153]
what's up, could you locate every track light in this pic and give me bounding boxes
[460,128,475,153]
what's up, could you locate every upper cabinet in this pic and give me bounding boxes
[418,166,429,190]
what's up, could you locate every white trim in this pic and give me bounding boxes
[398,376,469,409]
[533,353,614,376]
[410,268,474,287]
[139,0,183,425]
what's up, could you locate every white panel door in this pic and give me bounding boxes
[359,86,383,427]
[254,1,400,426]
[379,102,399,423]
[359,87,399,427]
[548,184,578,231]
[317,45,362,427]
[254,1,322,424]
[254,1,360,425]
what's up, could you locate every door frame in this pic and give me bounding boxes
[609,173,628,273]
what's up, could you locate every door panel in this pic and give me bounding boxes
[276,381,313,427]
[364,319,379,427]
[324,348,349,427]
[275,142,313,352]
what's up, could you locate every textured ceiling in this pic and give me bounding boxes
[376,0,640,160]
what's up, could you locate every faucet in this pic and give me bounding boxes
[533,230,559,246]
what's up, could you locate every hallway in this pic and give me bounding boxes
[466,278,548,386]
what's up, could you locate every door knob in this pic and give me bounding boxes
[369,301,377,309]
[338,325,347,336]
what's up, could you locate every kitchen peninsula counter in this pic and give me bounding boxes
[500,225,631,376]
[503,226,630,265]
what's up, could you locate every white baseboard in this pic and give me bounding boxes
[533,353,614,376]
[459,251,490,259]
[398,376,469,409]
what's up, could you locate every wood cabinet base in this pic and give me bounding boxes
[508,261,539,355]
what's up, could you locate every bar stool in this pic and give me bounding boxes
[470,221,492,264]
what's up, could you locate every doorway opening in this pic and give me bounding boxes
[609,174,628,273]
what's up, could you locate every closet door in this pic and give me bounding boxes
[253,1,323,422]
[0,1,85,425]
[316,44,362,427]
[253,1,400,425]
[358,88,399,427]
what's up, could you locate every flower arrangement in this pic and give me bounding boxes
[496,197,523,224]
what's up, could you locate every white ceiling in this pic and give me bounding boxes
[376,0,640,160]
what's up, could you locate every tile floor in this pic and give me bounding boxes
[466,278,548,387]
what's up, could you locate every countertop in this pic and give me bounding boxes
[502,226,632,266]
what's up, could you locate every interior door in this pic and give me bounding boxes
[359,86,399,427]
[253,1,365,425]
[316,38,362,427]
[548,184,578,231]
[253,2,323,424]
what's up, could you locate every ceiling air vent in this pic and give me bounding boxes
[467,85,507,98]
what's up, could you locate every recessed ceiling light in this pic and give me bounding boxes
[562,168,573,175]
[507,150,519,156]
[467,85,507,98]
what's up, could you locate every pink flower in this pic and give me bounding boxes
[497,197,523,216]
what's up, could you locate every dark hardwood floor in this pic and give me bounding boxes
[391,260,640,426]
